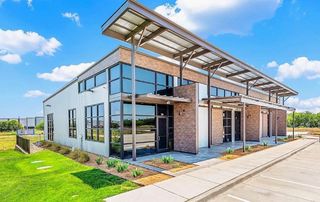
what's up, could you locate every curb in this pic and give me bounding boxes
[188,139,317,202]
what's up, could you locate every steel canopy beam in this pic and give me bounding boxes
[125,20,152,41]
[173,45,200,58]
[262,86,282,91]
[183,49,210,61]
[203,58,228,69]
[241,76,263,83]
[253,81,273,87]
[226,70,250,78]
[140,27,167,46]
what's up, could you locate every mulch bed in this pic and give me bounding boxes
[85,153,172,186]
[220,145,271,160]
[144,159,197,173]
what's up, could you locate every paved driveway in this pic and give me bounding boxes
[211,142,320,202]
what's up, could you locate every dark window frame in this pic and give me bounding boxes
[47,113,54,141]
[68,109,77,139]
[85,103,105,143]
[78,70,107,93]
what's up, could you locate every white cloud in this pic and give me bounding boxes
[267,60,278,68]
[37,62,94,82]
[62,12,81,27]
[0,0,5,6]
[274,57,320,81]
[155,0,282,35]
[0,29,61,64]
[0,52,21,64]
[287,96,320,113]
[24,90,49,98]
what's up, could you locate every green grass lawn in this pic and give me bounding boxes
[0,150,138,202]
[0,132,43,151]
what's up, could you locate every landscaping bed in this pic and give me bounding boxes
[277,135,302,142]
[220,144,272,160]
[144,156,197,173]
[85,153,172,186]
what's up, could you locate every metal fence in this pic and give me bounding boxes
[16,135,31,154]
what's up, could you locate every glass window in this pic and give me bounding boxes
[68,109,77,138]
[124,103,155,116]
[122,78,131,93]
[225,90,232,97]
[110,116,120,129]
[110,101,121,115]
[95,71,106,86]
[110,79,120,94]
[110,65,120,80]
[79,81,85,93]
[211,87,217,96]
[85,77,95,90]
[157,73,166,86]
[85,104,104,142]
[217,88,225,97]
[136,68,155,83]
[136,81,155,94]
[122,64,131,79]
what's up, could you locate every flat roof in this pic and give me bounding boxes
[101,0,298,97]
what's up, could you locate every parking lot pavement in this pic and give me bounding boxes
[210,142,320,202]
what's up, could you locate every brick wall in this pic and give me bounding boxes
[271,109,287,136]
[212,108,224,144]
[245,105,261,141]
[173,83,199,154]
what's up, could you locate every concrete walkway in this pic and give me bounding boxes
[106,139,316,202]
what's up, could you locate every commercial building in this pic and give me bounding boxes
[43,0,298,159]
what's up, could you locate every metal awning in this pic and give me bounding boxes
[101,0,298,97]
[122,93,191,104]
[204,95,296,111]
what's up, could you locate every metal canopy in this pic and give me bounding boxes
[204,95,296,111]
[101,0,298,97]
[123,93,191,104]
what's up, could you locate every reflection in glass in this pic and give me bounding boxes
[110,79,120,94]
[110,65,120,80]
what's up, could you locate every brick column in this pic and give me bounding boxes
[245,105,261,141]
[173,83,199,154]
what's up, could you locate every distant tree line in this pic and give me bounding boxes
[287,112,320,128]
[0,120,23,132]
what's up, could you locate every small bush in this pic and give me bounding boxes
[245,145,252,152]
[58,147,71,155]
[116,162,129,172]
[78,152,90,163]
[131,168,144,178]
[262,141,268,147]
[225,147,234,154]
[50,144,61,152]
[95,156,104,165]
[68,150,80,160]
[106,158,120,168]
[161,155,174,164]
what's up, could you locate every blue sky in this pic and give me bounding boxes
[0,0,320,117]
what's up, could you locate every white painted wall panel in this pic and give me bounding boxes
[198,106,208,148]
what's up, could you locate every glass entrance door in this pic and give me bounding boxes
[223,111,232,142]
[157,117,168,152]
[235,111,241,141]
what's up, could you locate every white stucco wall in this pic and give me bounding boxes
[198,106,208,148]
[43,70,110,156]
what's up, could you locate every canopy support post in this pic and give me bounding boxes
[242,103,246,152]
[246,82,249,95]
[179,55,183,86]
[207,69,212,148]
[292,110,295,140]
[131,37,137,161]
[275,109,278,144]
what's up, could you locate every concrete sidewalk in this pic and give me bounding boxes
[106,139,316,202]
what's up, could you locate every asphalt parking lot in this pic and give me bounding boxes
[210,142,320,202]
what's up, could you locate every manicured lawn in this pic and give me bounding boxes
[0,133,42,151]
[0,150,138,202]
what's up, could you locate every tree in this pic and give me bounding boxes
[35,120,44,131]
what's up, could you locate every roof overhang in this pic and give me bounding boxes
[101,0,298,97]
[122,93,191,104]
[204,95,295,111]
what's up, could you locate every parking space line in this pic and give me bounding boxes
[227,194,251,202]
[260,175,320,190]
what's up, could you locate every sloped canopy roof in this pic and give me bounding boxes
[101,0,298,97]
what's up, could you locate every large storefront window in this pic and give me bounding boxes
[211,86,239,97]
[109,63,173,96]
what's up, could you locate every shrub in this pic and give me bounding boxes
[68,150,80,160]
[106,158,120,168]
[35,120,44,131]
[95,156,104,165]
[58,147,71,155]
[131,168,144,178]
[245,145,252,152]
[78,152,90,163]
[225,147,234,154]
[0,120,23,132]
[116,162,129,172]
[262,141,268,147]
[50,144,61,152]
[161,155,174,164]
